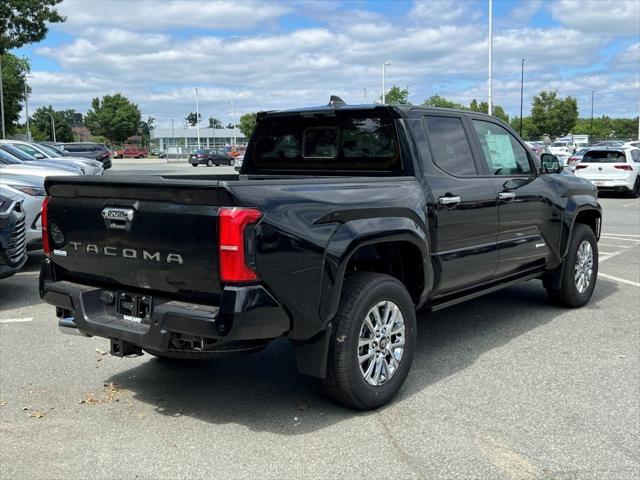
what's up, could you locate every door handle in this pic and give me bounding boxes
[498,191,516,201]
[438,196,461,206]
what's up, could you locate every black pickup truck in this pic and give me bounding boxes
[40,100,601,409]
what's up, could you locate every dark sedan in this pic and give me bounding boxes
[189,149,236,167]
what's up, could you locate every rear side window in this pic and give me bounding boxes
[424,116,477,176]
[472,120,532,175]
[251,112,400,172]
[630,150,640,163]
[582,150,626,163]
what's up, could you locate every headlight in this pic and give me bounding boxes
[8,185,46,197]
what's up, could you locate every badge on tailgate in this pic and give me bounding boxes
[102,207,135,231]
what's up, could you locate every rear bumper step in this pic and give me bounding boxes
[40,259,290,354]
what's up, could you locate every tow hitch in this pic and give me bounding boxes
[110,338,143,357]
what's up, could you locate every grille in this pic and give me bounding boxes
[6,204,26,265]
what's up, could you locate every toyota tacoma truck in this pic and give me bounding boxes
[39,99,601,409]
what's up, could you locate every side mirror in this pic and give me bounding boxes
[540,153,563,174]
[33,153,46,159]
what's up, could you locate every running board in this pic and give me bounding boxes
[430,272,543,312]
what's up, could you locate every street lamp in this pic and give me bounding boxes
[194,87,200,150]
[0,55,5,139]
[362,87,367,103]
[228,99,237,146]
[46,111,56,142]
[487,0,493,115]
[590,91,595,144]
[24,74,34,141]
[382,62,390,104]
[519,58,526,137]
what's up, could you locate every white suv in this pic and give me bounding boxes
[574,147,640,197]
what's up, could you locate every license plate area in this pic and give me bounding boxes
[117,292,152,323]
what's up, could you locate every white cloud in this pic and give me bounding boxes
[550,0,640,36]
[58,0,289,31]
[23,0,640,124]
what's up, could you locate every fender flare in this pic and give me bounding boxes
[318,216,432,326]
[559,197,602,259]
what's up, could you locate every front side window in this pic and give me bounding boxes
[472,120,532,175]
[424,116,477,176]
[13,143,42,157]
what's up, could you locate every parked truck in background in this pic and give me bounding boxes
[39,99,602,409]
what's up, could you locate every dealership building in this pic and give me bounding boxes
[151,127,247,153]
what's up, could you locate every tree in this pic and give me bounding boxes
[509,116,536,140]
[529,90,578,139]
[185,112,201,126]
[468,99,509,123]
[139,115,154,147]
[238,112,257,138]
[84,93,141,144]
[0,53,29,135]
[423,95,464,109]
[0,0,65,53]
[381,85,410,105]
[208,117,222,128]
[31,105,73,142]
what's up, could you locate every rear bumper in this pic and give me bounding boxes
[39,259,290,352]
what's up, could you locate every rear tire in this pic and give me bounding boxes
[229,158,235,166]
[192,163,198,167]
[545,224,598,307]
[207,159,213,167]
[631,178,640,198]
[322,272,416,410]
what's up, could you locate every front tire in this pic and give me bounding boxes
[229,158,235,166]
[207,159,213,167]
[545,224,598,307]
[322,272,416,410]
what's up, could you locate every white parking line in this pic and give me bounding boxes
[599,237,640,243]
[601,233,640,238]
[598,243,631,248]
[599,273,640,288]
[600,250,629,262]
[0,317,34,324]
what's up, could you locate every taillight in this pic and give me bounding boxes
[575,165,588,169]
[42,196,51,256]
[568,157,577,164]
[614,165,632,171]
[219,207,262,283]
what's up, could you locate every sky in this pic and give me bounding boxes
[12,0,640,128]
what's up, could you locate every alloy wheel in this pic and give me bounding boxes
[358,300,405,386]
[574,240,593,294]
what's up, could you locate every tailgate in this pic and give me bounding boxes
[45,176,231,299]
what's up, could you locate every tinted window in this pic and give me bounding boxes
[12,143,42,157]
[37,144,61,157]
[582,150,626,163]
[631,150,640,163]
[251,112,400,172]
[0,149,22,164]
[472,120,532,175]
[424,116,477,176]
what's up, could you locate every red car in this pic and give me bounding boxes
[115,146,147,159]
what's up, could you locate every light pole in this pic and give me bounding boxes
[487,0,493,115]
[46,111,56,142]
[590,91,595,144]
[519,58,525,137]
[228,99,237,146]
[24,72,34,141]
[382,62,390,104]
[362,88,367,103]
[0,55,5,139]
[194,87,200,150]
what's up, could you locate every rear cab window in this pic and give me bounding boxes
[582,150,626,163]
[423,115,477,176]
[248,109,402,174]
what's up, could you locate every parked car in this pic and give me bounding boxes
[0,140,104,175]
[549,141,575,155]
[150,149,167,159]
[39,100,602,409]
[574,147,640,197]
[0,144,85,175]
[114,146,147,159]
[592,141,625,147]
[55,142,112,169]
[567,147,591,170]
[623,141,640,149]
[0,187,27,279]
[234,154,244,172]
[189,148,236,167]
[0,171,56,251]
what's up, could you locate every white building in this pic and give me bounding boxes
[151,127,246,153]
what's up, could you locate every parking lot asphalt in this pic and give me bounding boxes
[1,163,639,480]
